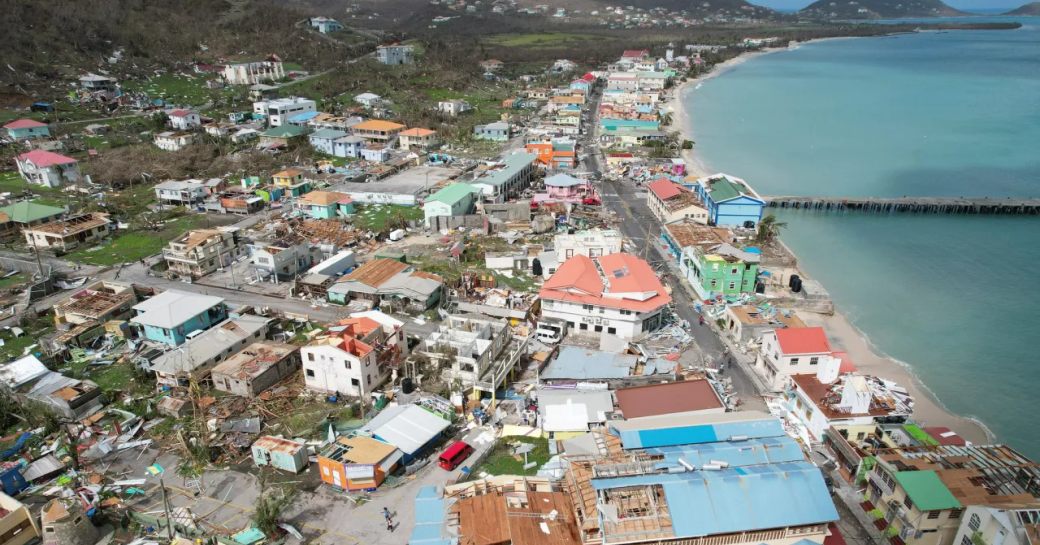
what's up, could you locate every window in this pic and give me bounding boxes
[367,375,371,385]
[949,509,964,520]
[968,514,981,532]
[608,327,616,334]
[904,495,915,511]
[928,511,941,519]
[810,356,819,365]
[728,282,736,290]
[579,323,588,330]
[582,304,593,311]
[790,357,800,366]
[305,369,315,377]
[594,325,603,332]
[620,310,632,316]
[344,360,352,369]
[961,536,972,545]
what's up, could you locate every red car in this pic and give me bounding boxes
[438,441,474,470]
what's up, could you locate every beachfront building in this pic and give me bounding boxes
[539,253,671,340]
[679,243,761,299]
[784,356,911,441]
[864,444,1040,545]
[646,178,709,224]
[692,173,766,227]
[755,327,839,391]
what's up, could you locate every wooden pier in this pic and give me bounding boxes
[766,196,1040,216]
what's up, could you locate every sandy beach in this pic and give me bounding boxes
[665,45,995,445]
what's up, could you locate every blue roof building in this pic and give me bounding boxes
[692,173,767,227]
[408,486,454,545]
[565,410,839,545]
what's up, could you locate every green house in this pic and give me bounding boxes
[679,243,760,298]
[423,183,478,227]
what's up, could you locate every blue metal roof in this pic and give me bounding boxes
[644,435,806,470]
[591,461,838,537]
[409,486,455,545]
[610,414,785,449]
[288,111,319,123]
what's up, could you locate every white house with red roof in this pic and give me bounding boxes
[167,109,201,131]
[755,326,841,391]
[646,178,708,224]
[301,318,395,398]
[539,253,671,340]
[3,119,50,141]
[15,150,81,188]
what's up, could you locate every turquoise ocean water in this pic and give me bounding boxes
[685,19,1040,457]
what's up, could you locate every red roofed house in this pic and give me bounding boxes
[15,150,81,188]
[300,315,401,398]
[646,178,708,224]
[539,252,671,340]
[756,326,840,391]
[622,49,651,60]
[167,109,201,131]
[4,119,50,140]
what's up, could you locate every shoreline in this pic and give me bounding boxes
[664,41,995,445]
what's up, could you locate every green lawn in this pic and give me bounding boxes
[65,214,208,265]
[475,436,550,476]
[352,204,423,232]
[484,32,605,48]
[122,73,239,108]
[0,171,67,202]
[0,272,27,289]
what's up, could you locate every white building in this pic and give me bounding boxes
[787,365,911,441]
[354,93,382,108]
[755,327,840,391]
[15,150,81,188]
[539,253,671,340]
[539,228,625,277]
[606,73,639,92]
[154,131,194,151]
[154,180,208,206]
[309,16,343,33]
[952,507,1040,545]
[167,109,201,131]
[223,56,285,85]
[253,97,317,127]
[375,44,413,65]
[301,318,395,399]
[437,99,472,117]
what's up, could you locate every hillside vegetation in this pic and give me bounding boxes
[2,0,361,93]
[800,0,965,19]
[1005,1,1040,14]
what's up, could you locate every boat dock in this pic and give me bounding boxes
[765,196,1040,216]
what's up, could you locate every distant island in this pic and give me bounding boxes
[800,0,965,19]
[1005,1,1040,14]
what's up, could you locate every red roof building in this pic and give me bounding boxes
[775,327,832,355]
[17,150,76,168]
[540,253,671,340]
[647,178,682,201]
[3,119,47,130]
[622,49,650,59]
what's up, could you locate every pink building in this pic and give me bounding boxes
[544,173,590,199]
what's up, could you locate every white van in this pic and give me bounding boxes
[535,318,567,344]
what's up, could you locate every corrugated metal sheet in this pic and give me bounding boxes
[591,461,837,537]
[364,404,450,455]
[644,435,805,469]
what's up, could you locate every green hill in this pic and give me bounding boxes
[800,0,965,19]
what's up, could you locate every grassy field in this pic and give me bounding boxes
[352,204,423,232]
[484,32,605,48]
[0,272,27,289]
[65,213,208,265]
[475,436,550,476]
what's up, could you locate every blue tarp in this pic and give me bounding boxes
[409,486,454,545]
[1,432,32,460]
[610,415,784,449]
[591,461,838,538]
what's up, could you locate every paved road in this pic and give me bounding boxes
[581,87,766,411]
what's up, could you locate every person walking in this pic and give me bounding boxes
[383,507,392,523]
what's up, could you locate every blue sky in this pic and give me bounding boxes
[749,0,1023,10]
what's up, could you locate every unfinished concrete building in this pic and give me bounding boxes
[22,213,112,252]
[53,280,136,327]
[163,227,245,279]
[417,315,528,393]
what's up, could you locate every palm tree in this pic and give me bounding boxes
[756,214,787,243]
